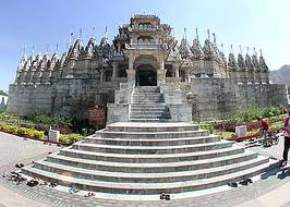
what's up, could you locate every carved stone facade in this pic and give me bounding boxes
[7,15,288,121]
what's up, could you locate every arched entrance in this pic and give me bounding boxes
[135,64,157,86]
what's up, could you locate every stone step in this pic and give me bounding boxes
[129,110,168,115]
[130,107,168,112]
[22,156,270,194]
[133,94,162,98]
[46,150,256,173]
[71,140,233,154]
[101,130,209,139]
[130,115,171,120]
[106,122,198,132]
[83,135,220,146]
[59,145,245,163]
[32,156,268,183]
[130,119,171,122]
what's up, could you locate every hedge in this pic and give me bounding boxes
[0,123,82,145]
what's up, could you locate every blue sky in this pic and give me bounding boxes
[0,0,289,91]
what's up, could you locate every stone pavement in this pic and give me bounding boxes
[1,132,290,207]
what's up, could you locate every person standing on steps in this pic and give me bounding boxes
[281,112,290,167]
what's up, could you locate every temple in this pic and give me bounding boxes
[8,15,289,122]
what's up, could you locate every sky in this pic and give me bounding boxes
[0,0,289,91]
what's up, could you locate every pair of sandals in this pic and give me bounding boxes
[227,178,253,188]
[160,193,170,200]
[15,163,24,168]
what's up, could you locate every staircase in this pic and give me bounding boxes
[21,121,275,197]
[130,86,171,122]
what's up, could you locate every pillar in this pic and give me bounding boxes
[112,62,118,81]
[126,54,135,84]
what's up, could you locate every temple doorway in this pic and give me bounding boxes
[135,64,157,86]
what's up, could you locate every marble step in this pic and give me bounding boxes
[130,107,168,112]
[83,135,220,146]
[72,140,233,154]
[101,130,209,139]
[59,146,245,163]
[31,156,268,183]
[133,94,162,98]
[45,151,257,173]
[22,157,270,194]
[130,118,171,122]
[130,110,168,114]
[130,115,171,120]
[106,122,198,132]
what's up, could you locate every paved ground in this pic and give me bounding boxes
[1,132,290,207]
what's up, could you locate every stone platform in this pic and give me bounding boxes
[21,121,277,200]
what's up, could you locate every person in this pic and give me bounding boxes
[281,112,290,167]
[258,117,270,147]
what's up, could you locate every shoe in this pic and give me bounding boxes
[160,193,166,200]
[239,180,248,186]
[165,194,170,200]
[227,182,238,187]
[246,178,253,184]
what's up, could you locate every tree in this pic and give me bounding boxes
[0,90,7,96]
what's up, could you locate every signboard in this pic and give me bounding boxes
[49,130,60,143]
[235,125,247,137]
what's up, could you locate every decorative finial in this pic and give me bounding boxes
[260,49,263,56]
[32,45,35,56]
[207,29,210,40]
[183,28,187,39]
[46,44,49,53]
[239,45,243,54]
[79,28,83,39]
[91,27,96,38]
[230,44,233,53]
[56,44,59,52]
[212,33,216,44]
[70,32,74,45]
[253,47,257,55]
[221,43,224,52]
[195,28,199,40]
[22,46,26,58]
[105,26,108,38]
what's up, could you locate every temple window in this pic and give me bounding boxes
[105,70,112,82]
[165,65,174,77]
[179,70,186,82]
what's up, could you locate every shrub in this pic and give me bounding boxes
[59,134,83,145]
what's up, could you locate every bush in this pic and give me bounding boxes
[59,134,83,145]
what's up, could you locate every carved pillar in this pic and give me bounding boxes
[126,54,135,83]
[157,60,166,84]
[112,62,118,80]
[173,64,179,78]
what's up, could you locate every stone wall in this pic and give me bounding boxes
[7,77,122,120]
[191,78,289,121]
